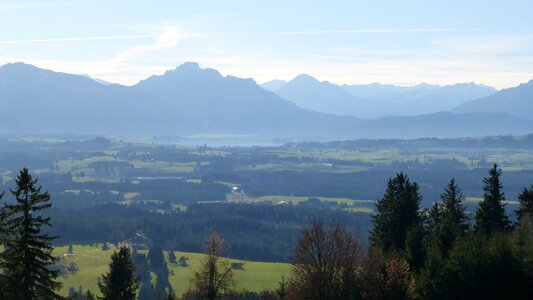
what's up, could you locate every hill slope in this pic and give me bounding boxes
[453,80,533,120]
[0,62,168,134]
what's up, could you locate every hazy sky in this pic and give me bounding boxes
[1,0,532,88]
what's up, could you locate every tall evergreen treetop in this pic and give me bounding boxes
[99,246,140,300]
[0,168,62,300]
[430,179,469,234]
[475,164,510,235]
[370,172,423,255]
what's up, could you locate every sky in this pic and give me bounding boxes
[0,0,532,88]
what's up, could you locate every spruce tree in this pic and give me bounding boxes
[438,179,469,233]
[475,164,510,235]
[370,173,424,257]
[0,168,62,300]
[516,185,533,222]
[418,179,469,298]
[428,179,470,256]
[98,246,140,300]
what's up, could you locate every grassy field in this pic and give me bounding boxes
[257,195,374,205]
[53,245,291,297]
[256,195,375,213]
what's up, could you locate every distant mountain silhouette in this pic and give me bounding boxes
[0,62,530,140]
[0,62,168,134]
[260,79,286,92]
[134,62,362,137]
[271,74,496,118]
[361,112,533,139]
[276,74,365,116]
[343,82,496,117]
[453,80,533,120]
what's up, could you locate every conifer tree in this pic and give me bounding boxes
[428,178,470,256]
[0,168,62,300]
[475,164,510,235]
[516,185,533,222]
[418,179,470,298]
[370,173,424,258]
[98,246,140,300]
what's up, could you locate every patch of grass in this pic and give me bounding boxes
[343,207,374,213]
[465,197,519,205]
[53,245,291,297]
[165,251,291,295]
[123,192,140,200]
[130,160,195,173]
[257,195,374,205]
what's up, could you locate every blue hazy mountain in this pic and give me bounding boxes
[0,62,169,135]
[453,80,533,120]
[361,112,533,139]
[260,79,286,92]
[269,74,496,118]
[344,82,497,117]
[275,74,366,116]
[134,62,362,138]
[0,62,530,140]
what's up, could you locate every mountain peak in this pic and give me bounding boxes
[0,62,44,73]
[174,61,200,71]
[292,74,320,83]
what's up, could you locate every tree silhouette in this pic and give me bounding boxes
[475,164,510,235]
[370,172,424,269]
[193,232,234,300]
[98,246,139,300]
[291,221,363,300]
[516,185,533,223]
[0,168,62,300]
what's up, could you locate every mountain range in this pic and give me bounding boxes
[264,75,497,118]
[0,62,532,140]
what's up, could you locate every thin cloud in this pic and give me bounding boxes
[200,28,489,36]
[0,28,487,46]
[0,35,154,46]
[108,27,186,64]
[0,1,69,11]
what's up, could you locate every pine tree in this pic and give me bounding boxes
[0,168,62,300]
[276,274,288,300]
[475,164,510,235]
[98,246,140,300]
[516,185,533,222]
[370,173,424,258]
[428,179,470,256]
[418,179,470,298]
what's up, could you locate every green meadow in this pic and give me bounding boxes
[54,245,291,297]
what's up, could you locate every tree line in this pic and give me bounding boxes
[281,164,533,299]
[1,165,532,299]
